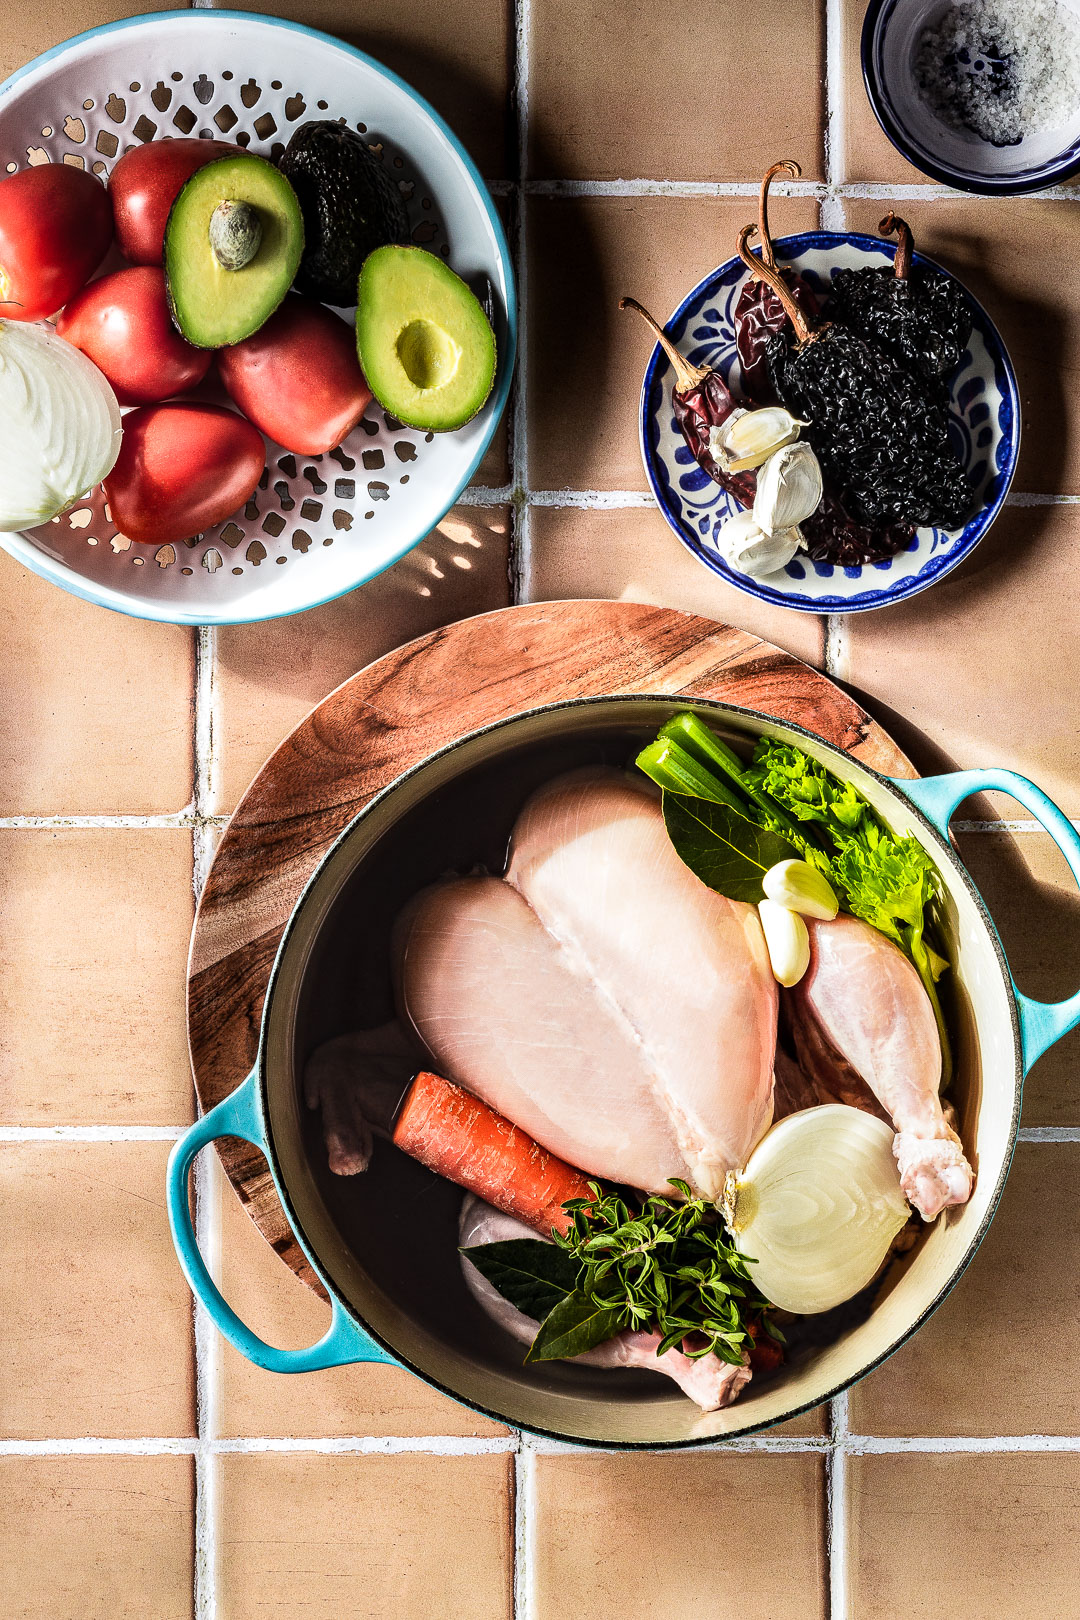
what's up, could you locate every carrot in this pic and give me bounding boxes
[392,1071,593,1236]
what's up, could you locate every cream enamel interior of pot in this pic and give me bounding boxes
[261,696,1021,1445]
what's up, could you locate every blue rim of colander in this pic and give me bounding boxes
[639,229,1020,614]
[861,0,1080,195]
[0,8,517,626]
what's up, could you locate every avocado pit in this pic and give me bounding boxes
[395,319,462,392]
[208,199,263,272]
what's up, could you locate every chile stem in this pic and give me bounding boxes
[879,212,913,283]
[735,225,816,346]
[619,297,709,393]
[757,159,801,272]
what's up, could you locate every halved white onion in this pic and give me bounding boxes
[725,1105,910,1314]
[0,318,122,531]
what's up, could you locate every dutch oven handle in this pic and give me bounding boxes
[892,768,1080,1075]
[167,1070,397,1373]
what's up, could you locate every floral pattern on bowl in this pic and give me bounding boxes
[638,230,1020,614]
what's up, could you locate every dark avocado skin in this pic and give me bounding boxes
[279,121,410,306]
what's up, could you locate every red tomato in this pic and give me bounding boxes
[104,402,265,544]
[217,294,372,454]
[109,138,239,265]
[56,267,211,405]
[0,164,113,321]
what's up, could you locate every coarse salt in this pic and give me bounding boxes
[915,0,1080,145]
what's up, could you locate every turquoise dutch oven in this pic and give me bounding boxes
[167,696,1080,1446]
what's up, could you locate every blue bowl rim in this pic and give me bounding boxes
[0,7,517,626]
[638,228,1021,615]
[860,0,1080,196]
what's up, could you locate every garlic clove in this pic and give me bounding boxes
[757,898,810,986]
[762,858,839,920]
[752,441,823,535]
[715,406,805,473]
[725,1105,911,1314]
[707,408,746,467]
[715,509,803,581]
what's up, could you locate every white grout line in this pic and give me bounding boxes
[501,176,1080,202]
[1018,1127,1080,1143]
[528,489,655,508]
[0,1126,185,1141]
[513,1436,536,1620]
[212,1435,517,1455]
[827,1392,850,1620]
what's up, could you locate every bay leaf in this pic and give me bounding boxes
[461,1239,579,1322]
[662,791,801,903]
[525,1291,624,1362]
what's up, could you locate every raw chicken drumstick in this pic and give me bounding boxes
[792,913,973,1219]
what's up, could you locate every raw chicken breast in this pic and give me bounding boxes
[794,913,973,1220]
[459,1196,751,1411]
[399,769,778,1199]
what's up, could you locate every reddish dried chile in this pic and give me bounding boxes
[733,161,820,402]
[620,296,755,507]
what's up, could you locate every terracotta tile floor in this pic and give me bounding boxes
[3,1,1080,1617]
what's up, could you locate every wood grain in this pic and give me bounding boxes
[189,599,915,1292]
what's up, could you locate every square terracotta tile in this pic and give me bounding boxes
[214,504,511,811]
[843,196,1080,497]
[0,0,166,84]
[527,504,826,666]
[212,1160,509,1438]
[0,1455,194,1620]
[0,552,194,817]
[838,0,933,184]
[218,1451,513,1620]
[531,1451,825,1620]
[955,832,1080,1126]
[0,829,195,1125]
[207,0,513,179]
[850,1145,1080,1435]
[0,1142,196,1438]
[837,503,1080,816]
[848,1453,1080,1618]
[526,194,822,493]
[527,0,825,180]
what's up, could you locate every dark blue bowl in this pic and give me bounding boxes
[863,0,1080,195]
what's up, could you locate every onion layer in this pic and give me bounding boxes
[725,1105,910,1314]
[0,318,121,530]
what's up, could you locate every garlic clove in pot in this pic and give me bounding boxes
[758,898,810,986]
[762,858,839,920]
[723,1105,911,1315]
[715,509,803,580]
[753,440,823,534]
[711,406,805,473]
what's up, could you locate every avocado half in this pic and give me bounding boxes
[356,246,497,433]
[280,121,410,307]
[165,154,304,348]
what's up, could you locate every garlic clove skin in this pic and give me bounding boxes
[758,898,810,986]
[762,858,839,920]
[752,440,824,535]
[726,1105,911,1314]
[707,408,746,467]
[715,509,803,580]
[714,406,805,473]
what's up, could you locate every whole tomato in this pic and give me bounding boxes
[0,164,113,321]
[57,267,211,405]
[109,138,239,265]
[217,294,373,454]
[104,402,265,544]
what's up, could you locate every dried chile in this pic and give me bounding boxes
[743,229,974,532]
[824,214,972,385]
[733,161,820,404]
[800,494,915,566]
[620,296,756,506]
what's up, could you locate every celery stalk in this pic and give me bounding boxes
[658,713,813,846]
[635,739,749,814]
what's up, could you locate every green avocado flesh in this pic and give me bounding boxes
[165,155,304,348]
[356,245,497,432]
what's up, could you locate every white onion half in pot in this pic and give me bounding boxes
[725,1105,911,1314]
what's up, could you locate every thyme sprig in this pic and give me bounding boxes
[549,1181,782,1365]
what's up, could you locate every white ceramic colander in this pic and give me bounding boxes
[0,9,515,624]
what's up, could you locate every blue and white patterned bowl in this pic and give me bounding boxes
[638,231,1020,615]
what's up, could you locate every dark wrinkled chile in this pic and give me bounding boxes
[801,494,915,565]
[733,161,819,401]
[620,297,756,506]
[739,229,973,532]
[824,213,972,384]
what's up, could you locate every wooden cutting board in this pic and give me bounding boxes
[188,599,915,1292]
